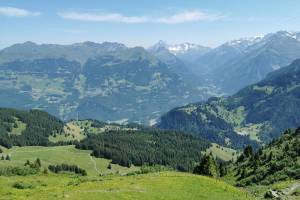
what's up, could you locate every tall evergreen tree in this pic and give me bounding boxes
[193,153,219,178]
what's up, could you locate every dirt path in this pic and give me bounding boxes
[282,182,300,196]
[90,156,100,174]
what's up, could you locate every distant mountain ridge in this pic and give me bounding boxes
[0,41,127,65]
[152,31,300,94]
[0,42,215,124]
[194,31,300,93]
[149,40,211,64]
[158,59,300,147]
[1,30,300,124]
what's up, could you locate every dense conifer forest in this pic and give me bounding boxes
[231,128,300,186]
[0,108,64,148]
[76,130,211,171]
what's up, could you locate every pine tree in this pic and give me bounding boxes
[219,162,227,177]
[35,158,42,168]
[43,168,48,174]
[268,152,273,162]
[5,155,10,161]
[24,160,30,166]
[107,163,112,170]
[193,153,219,178]
[243,145,253,158]
[13,123,18,128]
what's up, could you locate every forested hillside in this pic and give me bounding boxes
[0,42,215,124]
[232,128,300,186]
[0,108,63,148]
[159,59,300,146]
[76,129,211,172]
[0,108,212,172]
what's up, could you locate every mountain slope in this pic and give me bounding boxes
[0,107,212,172]
[195,31,300,94]
[0,41,127,65]
[232,128,300,186]
[148,41,211,79]
[75,47,210,123]
[158,59,300,146]
[163,42,211,63]
[0,42,215,124]
[0,108,64,148]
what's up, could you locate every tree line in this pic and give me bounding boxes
[0,108,64,148]
[76,129,211,172]
[48,164,87,176]
[233,128,300,186]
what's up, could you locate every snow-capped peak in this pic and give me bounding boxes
[149,41,209,55]
[225,36,263,48]
[168,43,204,55]
[168,42,199,54]
[264,31,300,42]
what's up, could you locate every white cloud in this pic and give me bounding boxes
[58,12,148,23]
[0,7,40,17]
[58,10,224,24]
[158,11,223,24]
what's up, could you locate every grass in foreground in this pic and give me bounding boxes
[0,172,254,200]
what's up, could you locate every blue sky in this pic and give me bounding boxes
[1,0,300,48]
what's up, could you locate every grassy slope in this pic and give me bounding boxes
[49,120,137,142]
[0,146,138,176]
[9,118,27,136]
[205,143,238,161]
[0,172,254,200]
[0,145,255,199]
[49,122,86,142]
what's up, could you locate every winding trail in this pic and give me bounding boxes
[90,156,100,174]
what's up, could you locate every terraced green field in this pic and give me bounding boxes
[0,172,254,200]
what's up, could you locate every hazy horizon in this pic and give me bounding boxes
[1,0,300,49]
[1,29,299,51]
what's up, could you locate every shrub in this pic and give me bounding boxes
[0,166,38,176]
[12,182,33,189]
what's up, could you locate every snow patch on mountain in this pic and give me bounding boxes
[168,43,207,55]
[149,41,210,55]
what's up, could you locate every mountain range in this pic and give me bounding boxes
[0,42,216,124]
[160,31,300,94]
[1,30,300,125]
[158,58,300,148]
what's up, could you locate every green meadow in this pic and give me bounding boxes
[0,145,138,176]
[0,145,255,200]
[0,172,254,200]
